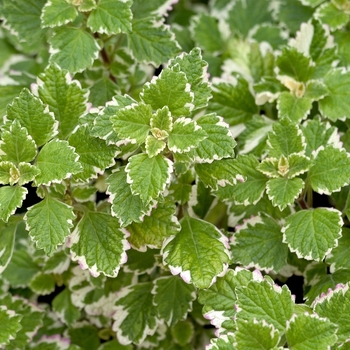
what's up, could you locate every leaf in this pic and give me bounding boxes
[235,319,280,350]
[70,211,128,278]
[318,68,350,121]
[110,103,152,145]
[41,0,78,28]
[0,307,22,347]
[0,162,19,186]
[227,0,274,37]
[315,2,349,30]
[277,92,312,122]
[266,177,304,210]
[207,335,236,350]
[308,146,350,195]
[313,283,350,343]
[145,135,166,158]
[34,139,82,186]
[125,153,172,204]
[0,120,37,164]
[25,196,75,256]
[127,201,180,250]
[6,88,58,146]
[68,125,117,181]
[168,118,206,153]
[37,64,88,139]
[188,114,236,162]
[0,186,27,222]
[29,272,56,295]
[285,313,337,349]
[0,217,18,274]
[112,282,159,345]
[326,228,350,271]
[106,168,152,227]
[162,216,231,289]
[152,276,196,326]
[232,214,289,273]
[87,0,132,35]
[282,208,343,261]
[52,288,81,326]
[49,26,100,73]
[267,119,305,158]
[235,278,294,332]
[88,76,119,107]
[207,77,258,126]
[128,17,180,66]
[140,67,194,117]
[17,163,41,186]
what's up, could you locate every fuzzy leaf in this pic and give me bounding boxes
[315,2,349,30]
[282,208,343,261]
[29,272,56,295]
[0,186,27,222]
[49,27,100,73]
[6,88,57,146]
[68,125,117,181]
[285,313,337,349]
[41,0,77,28]
[278,92,312,122]
[34,139,82,186]
[106,169,151,227]
[111,103,152,145]
[236,278,294,332]
[112,282,158,345]
[127,201,180,250]
[0,120,37,164]
[25,196,75,256]
[52,288,81,326]
[162,216,231,289]
[125,153,172,204]
[37,64,88,139]
[87,0,132,35]
[168,118,206,153]
[0,217,18,274]
[141,67,193,117]
[232,214,289,272]
[17,163,41,186]
[309,146,350,195]
[152,276,196,326]
[145,135,166,158]
[326,228,350,271]
[0,307,22,347]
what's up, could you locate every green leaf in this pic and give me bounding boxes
[37,64,88,139]
[207,335,235,350]
[150,106,173,133]
[326,228,350,271]
[6,88,58,146]
[88,76,119,107]
[315,2,349,30]
[70,211,128,277]
[0,307,22,347]
[285,313,337,349]
[266,177,304,210]
[0,186,27,222]
[313,283,350,343]
[171,320,194,346]
[0,217,18,273]
[235,319,280,350]
[227,0,273,37]
[110,103,152,145]
[235,277,294,332]
[152,276,196,326]
[129,17,180,66]
[319,68,350,121]
[17,163,41,186]
[0,162,19,185]
[49,27,100,73]
[113,282,158,345]
[41,0,78,28]
[0,120,37,164]
[277,92,312,122]
[140,67,194,117]
[34,139,82,186]
[69,125,117,181]
[52,288,81,326]
[87,0,132,35]
[145,135,166,158]
[232,214,289,273]
[127,201,180,250]
[162,216,231,289]
[282,208,343,261]
[168,118,206,153]
[125,153,172,204]
[188,114,236,162]
[207,77,258,126]
[25,196,75,256]
[267,119,305,158]
[29,272,56,295]
[107,168,151,227]
[308,146,350,195]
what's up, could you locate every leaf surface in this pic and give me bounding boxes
[0,186,27,222]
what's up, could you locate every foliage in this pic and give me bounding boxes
[1,0,350,348]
